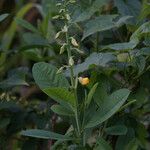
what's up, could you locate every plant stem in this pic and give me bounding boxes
[95,32,99,52]
[65,23,81,138]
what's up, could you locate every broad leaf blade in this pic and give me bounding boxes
[21,129,73,140]
[43,87,76,108]
[73,0,110,23]
[105,125,127,135]
[85,89,130,128]
[82,15,118,40]
[33,62,69,89]
[51,104,74,116]
[65,53,116,76]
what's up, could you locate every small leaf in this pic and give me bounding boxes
[15,18,39,34]
[94,137,112,150]
[130,21,150,43]
[21,129,73,140]
[125,138,138,150]
[0,13,9,22]
[51,104,74,116]
[105,125,127,135]
[119,99,136,112]
[86,83,98,108]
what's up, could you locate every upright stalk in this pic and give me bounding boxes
[65,23,81,138]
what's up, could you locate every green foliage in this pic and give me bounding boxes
[105,125,127,135]
[85,89,130,128]
[94,137,112,150]
[32,62,69,89]
[21,129,73,140]
[0,0,149,149]
[0,14,9,22]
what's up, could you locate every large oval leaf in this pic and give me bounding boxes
[105,125,127,135]
[43,87,76,108]
[65,53,116,76]
[32,62,69,89]
[85,89,130,128]
[21,129,72,140]
[51,104,74,116]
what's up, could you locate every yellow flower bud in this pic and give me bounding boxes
[78,77,90,85]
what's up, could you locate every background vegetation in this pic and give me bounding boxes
[0,0,150,149]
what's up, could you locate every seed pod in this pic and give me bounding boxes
[56,67,64,74]
[66,14,71,20]
[69,57,74,66]
[55,31,61,39]
[71,37,79,47]
[60,43,67,54]
[52,15,60,19]
[62,25,68,32]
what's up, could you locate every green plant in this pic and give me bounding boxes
[0,0,150,149]
[21,1,131,149]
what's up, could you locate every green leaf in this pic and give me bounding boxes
[0,101,18,110]
[114,0,141,24]
[119,100,136,112]
[22,49,43,62]
[86,83,99,108]
[115,128,135,150]
[15,18,39,33]
[116,16,133,27]
[43,87,76,108]
[130,21,150,44]
[0,76,29,89]
[125,138,138,150]
[65,53,116,76]
[105,125,127,135]
[21,129,73,140]
[82,15,118,40]
[51,104,74,116]
[0,67,29,89]
[85,89,130,128]
[93,75,109,106]
[2,3,34,50]
[135,56,146,75]
[22,33,49,46]
[0,118,10,129]
[73,0,110,23]
[32,62,69,89]
[94,137,112,150]
[103,41,137,51]
[0,13,9,22]
[82,15,132,40]
[139,0,150,20]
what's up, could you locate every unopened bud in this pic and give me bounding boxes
[69,57,74,66]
